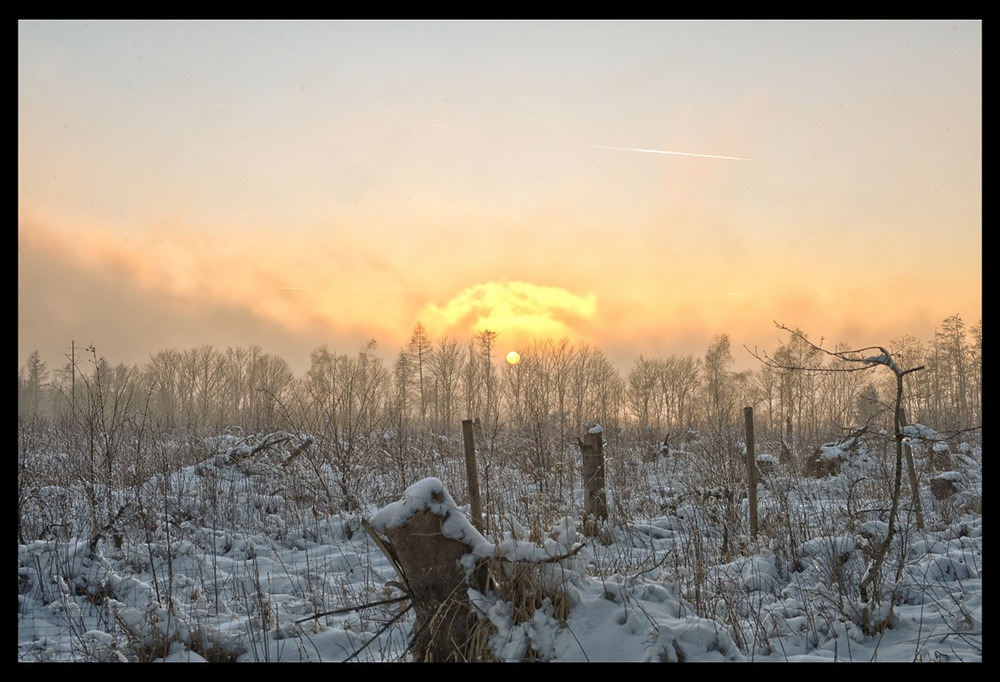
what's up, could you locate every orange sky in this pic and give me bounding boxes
[19,21,981,375]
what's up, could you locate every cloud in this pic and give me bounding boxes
[16,214,385,373]
[418,281,597,346]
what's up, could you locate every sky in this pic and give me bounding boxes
[18,20,982,375]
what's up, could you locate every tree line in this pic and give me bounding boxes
[18,314,981,455]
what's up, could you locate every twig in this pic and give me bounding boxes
[294,594,409,624]
[361,519,409,592]
[342,602,414,662]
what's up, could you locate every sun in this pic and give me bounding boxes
[506,351,521,365]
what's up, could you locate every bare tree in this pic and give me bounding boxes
[401,322,434,430]
[771,329,823,450]
[144,349,183,429]
[568,341,622,433]
[659,354,700,438]
[931,314,971,432]
[751,322,926,635]
[476,329,499,427]
[250,351,295,431]
[968,319,982,429]
[460,338,482,422]
[753,360,780,438]
[548,338,575,456]
[18,349,50,421]
[53,346,143,554]
[568,341,596,432]
[593,349,625,434]
[701,335,746,436]
[296,341,389,511]
[626,355,662,435]
[186,344,223,430]
[428,336,463,434]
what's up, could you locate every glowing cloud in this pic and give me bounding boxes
[419,281,597,344]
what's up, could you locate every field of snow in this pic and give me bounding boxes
[17,428,982,662]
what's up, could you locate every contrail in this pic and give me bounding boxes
[584,143,752,162]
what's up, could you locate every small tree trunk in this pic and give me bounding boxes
[897,407,924,530]
[859,367,921,634]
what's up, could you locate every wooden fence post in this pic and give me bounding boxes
[744,406,758,542]
[462,419,484,535]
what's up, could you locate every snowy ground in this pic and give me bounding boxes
[17,431,982,662]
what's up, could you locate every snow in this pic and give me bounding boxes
[817,444,846,461]
[17,434,982,662]
[903,423,942,441]
[370,477,589,565]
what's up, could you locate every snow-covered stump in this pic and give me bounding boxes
[385,510,485,661]
[369,479,490,661]
[369,477,592,661]
[930,442,954,472]
[930,471,961,500]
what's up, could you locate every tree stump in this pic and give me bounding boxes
[579,427,608,537]
[931,444,953,472]
[930,474,960,500]
[370,477,586,661]
[384,509,483,661]
[369,478,492,661]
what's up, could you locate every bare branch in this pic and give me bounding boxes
[294,594,410,624]
[747,322,925,379]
